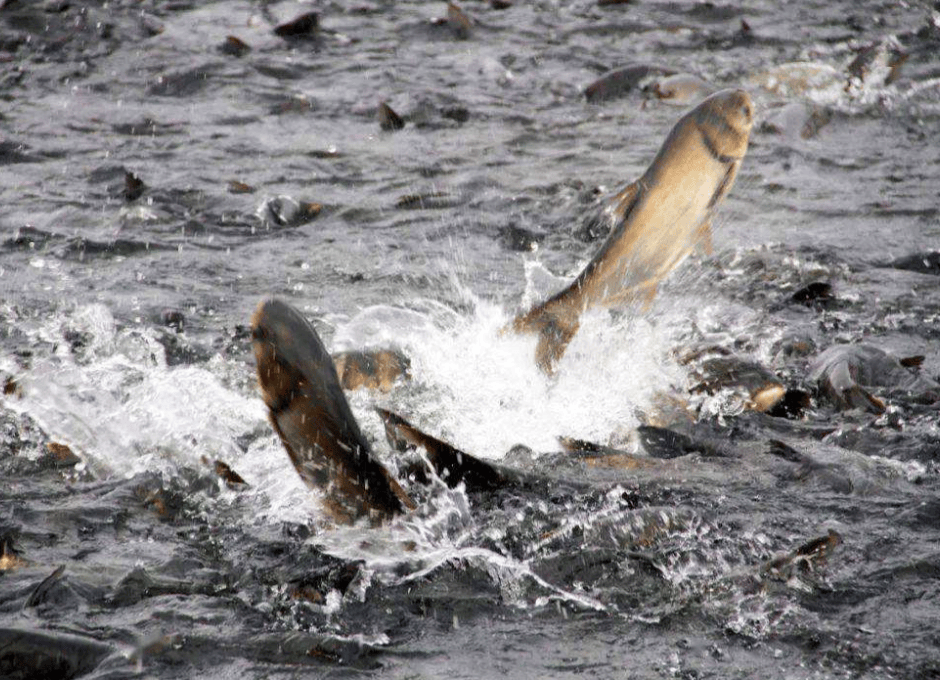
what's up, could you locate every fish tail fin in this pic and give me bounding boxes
[510,302,580,374]
[843,385,886,414]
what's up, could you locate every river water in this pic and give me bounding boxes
[1,1,939,678]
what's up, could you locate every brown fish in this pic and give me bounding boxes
[688,355,786,413]
[274,12,319,39]
[252,298,414,523]
[510,89,754,372]
[807,343,940,413]
[447,2,473,39]
[378,408,508,491]
[333,349,410,392]
[584,63,676,103]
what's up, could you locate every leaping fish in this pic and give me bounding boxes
[511,89,754,372]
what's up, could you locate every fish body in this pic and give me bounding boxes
[512,89,754,371]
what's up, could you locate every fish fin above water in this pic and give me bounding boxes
[251,298,414,523]
[821,359,886,414]
[376,408,508,492]
[377,101,405,132]
[761,529,841,581]
[842,385,886,414]
[767,439,810,464]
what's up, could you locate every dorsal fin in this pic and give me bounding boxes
[251,299,414,523]
[376,408,508,492]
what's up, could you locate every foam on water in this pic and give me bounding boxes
[3,285,684,536]
[334,263,685,457]
[4,304,320,523]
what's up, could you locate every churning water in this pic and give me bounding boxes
[2,1,940,678]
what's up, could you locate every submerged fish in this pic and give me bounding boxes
[808,343,939,413]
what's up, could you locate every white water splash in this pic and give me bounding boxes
[336,297,682,458]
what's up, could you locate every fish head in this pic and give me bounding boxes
[251,298,323,412]
[693,88,754,161]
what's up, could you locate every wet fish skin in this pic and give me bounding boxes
[808,343,940,413]
[512,89,754,372]
[583,63,676,103]
[252,298,414,524]
[333,349,410,393]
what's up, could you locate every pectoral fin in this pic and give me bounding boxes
[607,180,641,225]
[707,160,740,210]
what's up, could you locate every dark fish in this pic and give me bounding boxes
[202,456,249,488]
[377,408,509,492]
[765,389,811,419]
[808,343,940,413]
[0,627,112,679]
[636,425,725,459]
[377,408,576,496]
[377,101,405,131]
[689,355,787,413]
[257,196,322,227]
[885,251,940,276]
[761,529,842,580]
[251,299,414,523]
[584,64,676,103]
[227,180,256,194]
[25,564,66,608]
[447,2,473,39]
[2,376,20,397]
[159,309,185,332]
[218,35,251,57]
[499,224,545,252]
[274,12,319,39]
[790,281,834,306]
[44,442,82,468]
[123,171,145,201]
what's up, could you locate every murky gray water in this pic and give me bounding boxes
[2,1,940,678]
